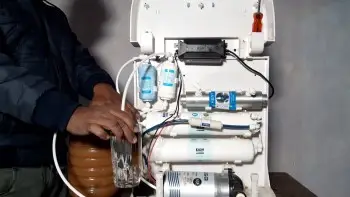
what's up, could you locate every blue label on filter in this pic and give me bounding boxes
[201,123,210,127]
[141,76,151,80]
[138,63,157,102]
[209,91,216,108]
[229,91,237,110]
[208,91,237,111]
[162,69,175,87]
[140,75,153,94]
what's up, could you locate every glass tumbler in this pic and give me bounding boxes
[110,132,142,188]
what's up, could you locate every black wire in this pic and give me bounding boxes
[174,52,182,118]
[142,120,188,137]
[142,153,148,166]
[226,50,274,99]
[146,52,183,163]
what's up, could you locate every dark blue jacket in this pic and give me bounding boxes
[0,0,114,166]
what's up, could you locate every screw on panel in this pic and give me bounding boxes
[187,2,191,8]
[212,2,215,7]
[144,3,150,10]
[250,113,257,120]
[249,88,257,96]
[198,3,204,9]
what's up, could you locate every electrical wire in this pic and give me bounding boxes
[147,124,168,181]
[144,52,183,183]
[142,120,188,137]
[143,153,148,166]
[140,177,156,190]
[226,50,275,99]
[142,119,250,136]
[146,53,183,148]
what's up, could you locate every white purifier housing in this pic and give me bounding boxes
[129,0,276,197]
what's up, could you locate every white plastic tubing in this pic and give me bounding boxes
[150,138,257,163]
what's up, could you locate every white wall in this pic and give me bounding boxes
[52,0,139,101]
[50,0,350,196]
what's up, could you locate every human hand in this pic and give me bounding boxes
[66,105,137,143]
[90,83,139,141]
[91,83,139,119]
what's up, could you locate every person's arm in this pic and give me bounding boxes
[56,8,115,100]
[0,4,79,132]
[0,53,80,132]
[71,34,116,99]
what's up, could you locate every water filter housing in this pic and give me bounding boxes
[158,60,178,101]
[138,63,157,102]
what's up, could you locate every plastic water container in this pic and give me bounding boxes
[68,135,118,197]
[138,63,157,102]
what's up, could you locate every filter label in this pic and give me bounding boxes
[140,75,152,94]
[188,139,210,160]
[209,91,237,110]
[162,69,176,87]
[138,64,157,101]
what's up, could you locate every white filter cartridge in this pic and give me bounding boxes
[158,60,178,101]
[150,138,256,163]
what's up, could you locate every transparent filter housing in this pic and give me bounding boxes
[110,132,142,188]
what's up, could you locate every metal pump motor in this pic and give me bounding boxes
[163,169,246,197]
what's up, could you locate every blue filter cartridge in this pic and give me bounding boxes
[138,63,157,102]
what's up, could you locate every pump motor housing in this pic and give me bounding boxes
[163,170,246,197]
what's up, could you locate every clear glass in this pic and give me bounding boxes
[111,132,142,188]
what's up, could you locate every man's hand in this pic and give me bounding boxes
[91,83,139,120]
[91,83,139,141]
[66,105,137,143]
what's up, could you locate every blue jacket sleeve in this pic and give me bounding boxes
[0,3,80,132]
[71,34,116,99]
[55,7,115,100]
[0,53,80,132]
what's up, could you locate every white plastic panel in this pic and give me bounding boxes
[130,0,276,196]
[130,0,276,47]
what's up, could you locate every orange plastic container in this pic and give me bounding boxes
[68,135,118,197]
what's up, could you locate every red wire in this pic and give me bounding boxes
[147,123,169,181]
